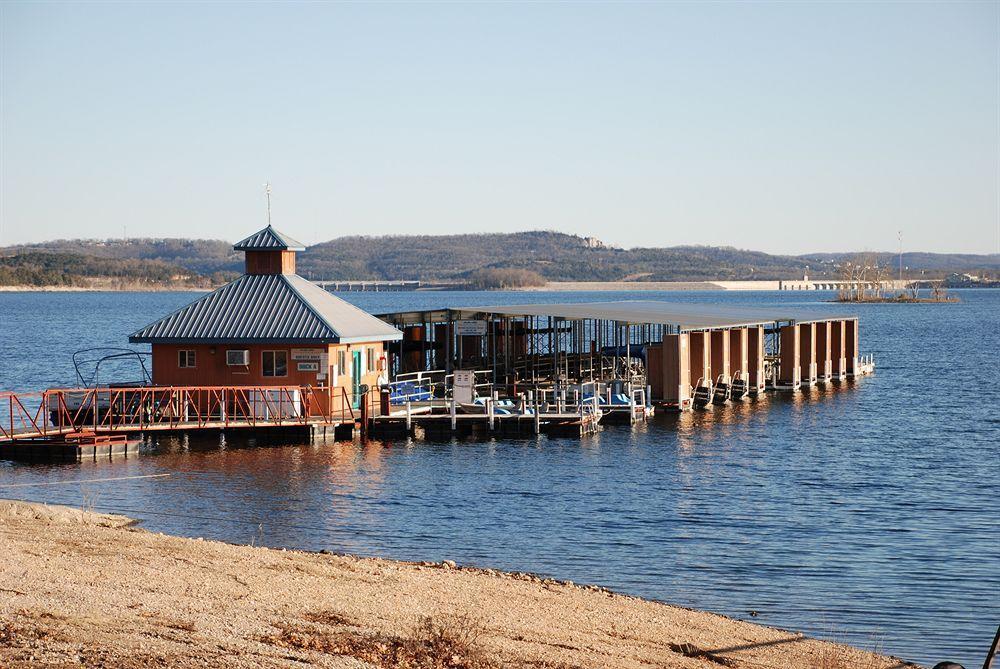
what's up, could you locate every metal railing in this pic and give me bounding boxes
[0,385,361,442]
[385,369,494,405]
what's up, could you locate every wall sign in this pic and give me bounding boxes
[297,362,319,372]
[291,348,325,361]
[455,320,487,336]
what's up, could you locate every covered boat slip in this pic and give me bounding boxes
[377,300,871,414]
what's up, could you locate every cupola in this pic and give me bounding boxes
[233,225,306,275]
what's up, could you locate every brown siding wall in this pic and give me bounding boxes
[799,323,817,383]
[663,333,691,404]
[831,320,847,376]
[151,342,385,394]
[689,331,711,387]
[747,326,765,390]
[646,343,663,400]
[244,251,296,275]
[816,321,832,378]
[845,319,859,374]
[710,329,730,384]
[729,328,748,381]
[778,325,800,386]
[401,326,426,373]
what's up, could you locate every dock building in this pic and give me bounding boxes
[130,225,401,408]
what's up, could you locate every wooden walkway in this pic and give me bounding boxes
[0,385,361,446]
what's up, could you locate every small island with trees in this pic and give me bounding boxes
[834,253,960,303]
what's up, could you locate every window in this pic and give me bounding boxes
[178,350,196,368]
[367,347,375,373]
[262,350,288,377]
[338,350,347,377]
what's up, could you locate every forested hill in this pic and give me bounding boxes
[299,232,1000,281]
[3,232,999,287]
[300,232,820,282]
[3,238,240,275]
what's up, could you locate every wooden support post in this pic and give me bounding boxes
[450,396,457,431]
[628,382,636,424]
[359,388,370,441]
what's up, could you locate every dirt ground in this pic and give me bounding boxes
[0,500,914,669]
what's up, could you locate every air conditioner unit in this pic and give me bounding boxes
[226,349,250,366]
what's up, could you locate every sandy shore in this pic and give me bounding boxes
[0,500,913,668]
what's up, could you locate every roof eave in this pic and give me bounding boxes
[129,333,403,345]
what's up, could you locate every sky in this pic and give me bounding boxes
[1,2,997,255]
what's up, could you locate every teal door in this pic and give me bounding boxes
[351,351,363,409]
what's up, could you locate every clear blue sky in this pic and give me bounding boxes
[1,2,997,254]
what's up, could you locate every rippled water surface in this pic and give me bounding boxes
[1,289,997,668]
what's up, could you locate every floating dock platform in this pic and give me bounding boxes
[2,300,873,460]
[377,300,873,416]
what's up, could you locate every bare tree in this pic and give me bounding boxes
[868,255,889,298]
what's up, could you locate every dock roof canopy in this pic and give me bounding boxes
[130,273,402,345]
[379,300,853,331]
[233,225,306,252]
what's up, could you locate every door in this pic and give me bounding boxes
[351,351,363,409]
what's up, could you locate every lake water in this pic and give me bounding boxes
[1,289,997,668]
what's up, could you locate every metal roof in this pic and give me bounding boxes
[130,274,402,344]
[379,300,854,331]
[233,226,306,251]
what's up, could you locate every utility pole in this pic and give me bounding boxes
[898,230,903,285]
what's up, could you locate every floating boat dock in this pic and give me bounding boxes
[0,224,874,461]
[376,301,873,416]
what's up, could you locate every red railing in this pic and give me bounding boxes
[0,384,372,442]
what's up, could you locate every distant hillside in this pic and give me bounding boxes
[299,231,821,282]
[3,232,999,286]
[0,251,233,289]
[5,238,242,275]
[298,232,1000,282]
[800,251,1000,275]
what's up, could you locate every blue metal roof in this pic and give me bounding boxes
[129,274,402,344]
[233,226,306,251]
